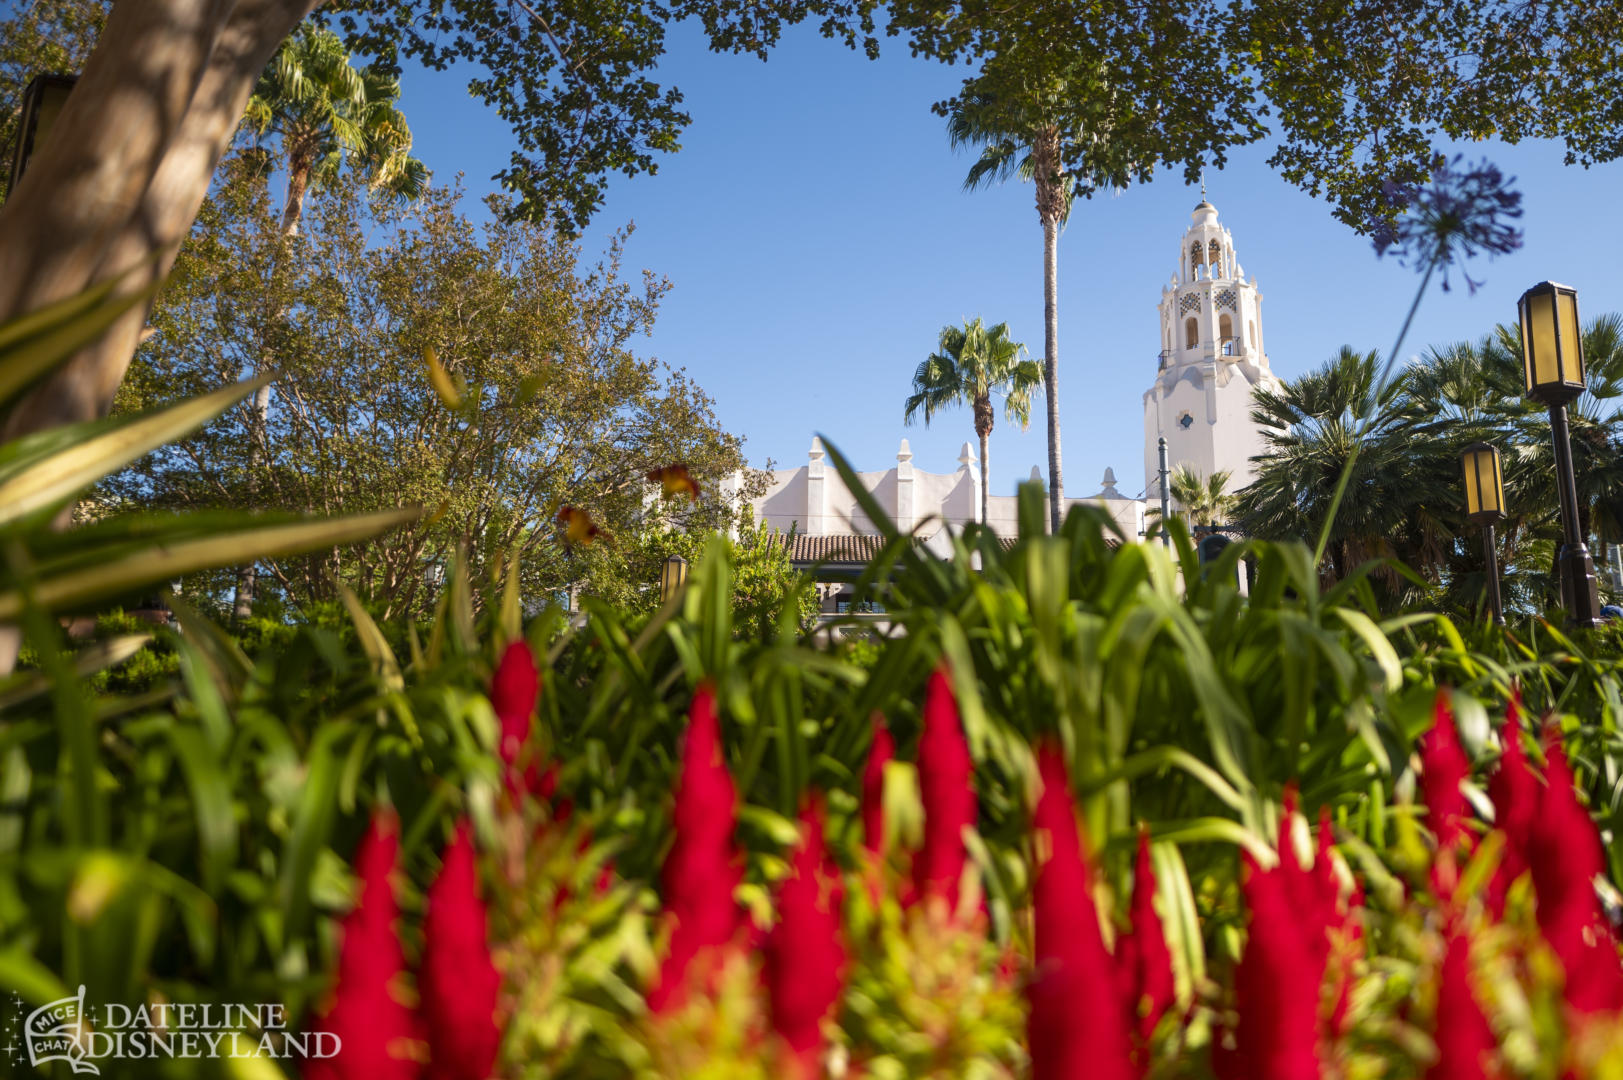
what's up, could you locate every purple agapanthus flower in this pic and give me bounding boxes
[1370,156,1524,294]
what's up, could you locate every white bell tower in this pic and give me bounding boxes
[1142,197,1281,506]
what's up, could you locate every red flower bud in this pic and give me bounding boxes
[648,683,743,1012]
[766,799,847,1065]
[1421,690,1473,895]
[1118,827,1175,1052]
[913,667,977,912]
[492,641,542,800]
[1487,693,1537,917]
[861,712,894,855]
[1233,846,1325,1080]
[1028,743,1136,1080]
[421,821,502,1080]
[1427,930,1497,1080]
[1529,738,1623,1014]
[304,810,424,1080]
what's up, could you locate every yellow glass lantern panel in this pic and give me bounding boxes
[1523,289,1559,392]
[1461,443,1505,520]
[1557,289,1584,385]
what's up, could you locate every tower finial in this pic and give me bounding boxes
[1200,168,1206,200]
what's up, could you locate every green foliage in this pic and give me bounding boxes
[106,165,758,620]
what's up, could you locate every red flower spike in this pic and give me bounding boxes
[1528,738,1623,1014]
[766,799,847,1066]
[1427,929,1497,1080]
[1233,848,1325,1080]
[861,712,894,855]
[1487,698,1538,918]
[492,641,542,800]
[912,667,977,913]
[1421,689,1473,897]
[1315,809,1363,1039]
[304,810,424,1080]
[1118,827,1176,1057]
[648,683,744,1013]
[1027,743,1136,1080]
[421,822,502,1080]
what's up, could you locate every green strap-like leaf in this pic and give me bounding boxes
[0,373,272,527]
[0,507,420,621]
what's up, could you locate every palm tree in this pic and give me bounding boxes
[231,25,427,617]
[948,95,1072,534]
[243,25,427,238]
[904,318,1044,529]
[1236,346,1446,582]
[1147,465,1233,528]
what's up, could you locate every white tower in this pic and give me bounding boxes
[1142,198,1281,506]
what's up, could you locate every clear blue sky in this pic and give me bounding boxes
[395,23,1622,501]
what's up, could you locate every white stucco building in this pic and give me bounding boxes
[1143,199,1282,502]
[737,196,1277,585]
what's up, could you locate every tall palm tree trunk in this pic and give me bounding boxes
[1041,213,1061,533]
[1033,128,1064,534]
[975,398,994,528]
[233,157,309,619]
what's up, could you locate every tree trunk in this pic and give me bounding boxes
[279,153,310,237]
[1032,127,1064,534]
[0,0,321,444]
[979,430,991,530]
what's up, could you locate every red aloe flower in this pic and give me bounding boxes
[1027,743,1136,1080]
[1487,692,1538,917]
[1233,846,1325,1080]
[1528,737,1623,1015]
[305,810,424,1080]
[1427,929,1497,1080]
[420,821,502,1080]
[492,641,541,800]
[1117,827,1175,1052]
[648,683,744,1013]
[1421,689,1473,896]
[913,667,977,913]
[766,799,847,1070]
[861,712,894,855]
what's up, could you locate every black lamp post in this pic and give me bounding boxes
[7,73,76,191]
[1460,441,1506,625]
[1518,280,1603,628]
[659,553,689,603]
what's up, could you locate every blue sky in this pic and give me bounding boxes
[396,22,1622,501]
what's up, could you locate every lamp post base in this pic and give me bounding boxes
[1558,542,1604,628]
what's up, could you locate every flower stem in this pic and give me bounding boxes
[1312,261,1435,568]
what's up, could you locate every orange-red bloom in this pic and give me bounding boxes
[304,810,424,1080]
[1427,929,1497,1080]
[1233,844,1325,1080]
[1116,828,1175,1055]
[913,667,976,912]
[766,799,846,1068]
[1528,738,1623,1015]
[861,712,894,855]
[420,822,502,1080]
[492,641,542,801]
[1421,690,1473,896]
[1027,743,1136,1080]
[648,683,744,1012]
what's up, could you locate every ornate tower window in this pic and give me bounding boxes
[1185,317,1198,349]
[1178,411,1195,429]
[1208,239,1222,276]
[1219,314,1235,353]
[1189,242,1203,278]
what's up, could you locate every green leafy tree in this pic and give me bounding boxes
[105,167,759,619]
[0,0,105,205]
[904,317,1042,530]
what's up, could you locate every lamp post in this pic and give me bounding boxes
[1518,280,1603,628]
[7,73,76,191]
[1460,442,1506,625]
[659,553,689,603]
